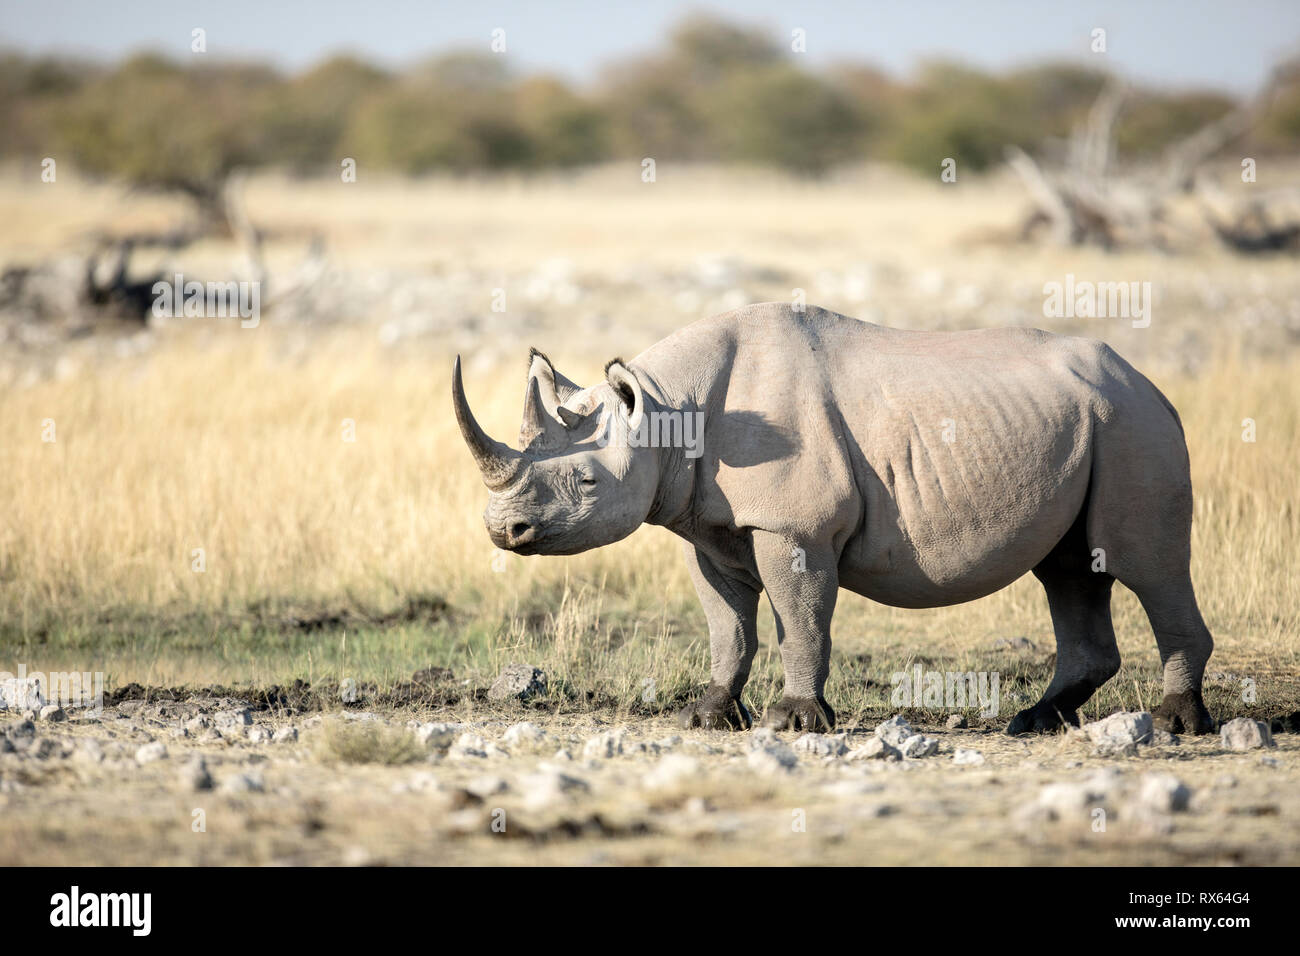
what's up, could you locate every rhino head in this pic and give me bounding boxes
[452,350,659,555]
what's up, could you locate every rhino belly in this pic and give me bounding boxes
[837,413,1093,609]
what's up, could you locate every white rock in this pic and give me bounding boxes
[214,708,252,731]
[38,704,67,722]
[1083,711,1154,754]
[0,678,45,712]
[74,738,104,764]
[184,757,214,791]
[1219,717,1275,751]
[449,732,489,758]
[583,730,628,759]
[848,737,901,761]
[220,771,265,793]
[134,741,168,765]
[414,722,461,749]
[946,714,967,729]
[747,730,798,775]
[793,733,849,757]
[272,726,298,744]
[1137,773,1191,813]
[874,715,914,748]
[519,767,588,809]
[502,721,547,747]
[643,754,702,790]
[466,775,508,798]
[900,735,939,758]
[488,664,547,702]
[952,747,986,766]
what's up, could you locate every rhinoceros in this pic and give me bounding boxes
[453,303,1215,736]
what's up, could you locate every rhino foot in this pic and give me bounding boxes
[1006,701,1078,736]
[761,696,836,733]
[677,684,752,731]
[1153,689,1215,735]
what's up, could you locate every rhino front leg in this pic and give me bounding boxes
[753,532,838,732]
[677,545,760,731]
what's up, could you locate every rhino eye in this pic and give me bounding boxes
[579,475,598,488]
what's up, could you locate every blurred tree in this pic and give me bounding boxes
[52,54,277,228]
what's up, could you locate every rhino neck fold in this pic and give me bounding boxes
[631,368,700,531]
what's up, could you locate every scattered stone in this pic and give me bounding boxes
[220,770,265,794]
[449,732,489,758]
[134,741,168,765]
[1258,755,1280,768]
[340,679,359,704]
[1148,729,1180,747]
[1137,773,1191,813]
[247,726,272,744]
[214,708,252,732]
[38,704,66,722]
[466,775,508,798]
[1083,711,1154,755]
[900,734,939,758]
[74,738,104,764]
[519,766,589,809]
[503,721,547,747]
[952,747,986,766]
[414,722,461,750]
[643,753,702,790]
[946,714,967,729]
[848,737,901,761]
[874,715,914,748]
[583,729,629,759]
[272,726,298,744]
[793,732,849,757]
[184,715,212,734]
[488,663,548,702]
[1220,717,1275,751]
[184,757,214,792]
[3,719,36,741]
[0,677,45,712]
[747,729,798,775]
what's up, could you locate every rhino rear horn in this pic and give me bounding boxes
[519,374,570,451]
[452,356,526,491]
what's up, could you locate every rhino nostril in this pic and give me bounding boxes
[509,522,532,540]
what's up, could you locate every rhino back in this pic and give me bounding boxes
[636,303,1181,606]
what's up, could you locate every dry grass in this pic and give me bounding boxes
[0,166,1296,724]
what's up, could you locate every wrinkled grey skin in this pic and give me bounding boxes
[453,303,1215,736]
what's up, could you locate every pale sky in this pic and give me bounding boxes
[3,0,1298,94]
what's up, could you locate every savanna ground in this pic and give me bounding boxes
[0,164,1297,865]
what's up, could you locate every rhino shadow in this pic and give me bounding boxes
[711,410,802,468]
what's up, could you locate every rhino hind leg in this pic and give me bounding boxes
[762,695,837,733]
[1008,516,1120,736]
[1133,579,1216,735]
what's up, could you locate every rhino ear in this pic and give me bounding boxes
[556,405,584,429]
[604,359,644,433]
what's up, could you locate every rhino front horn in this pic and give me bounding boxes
[452,356,525,491]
